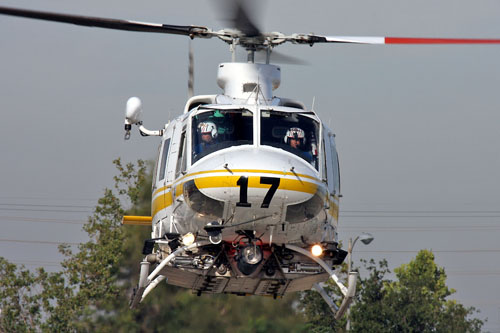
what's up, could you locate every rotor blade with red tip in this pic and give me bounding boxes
[292,35,500,45]
[385,37,500,44]
[0,6,211,36]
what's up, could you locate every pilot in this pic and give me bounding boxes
[284,127,312,162]
[284,127,305,149]
[195,121,218,155]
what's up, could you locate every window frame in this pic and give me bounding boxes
[259,109,321,170]
[190,107,255,164]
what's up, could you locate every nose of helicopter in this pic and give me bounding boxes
[183,147,325,222]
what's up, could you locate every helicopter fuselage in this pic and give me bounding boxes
[151,104,341,246]
[140,72,345,295]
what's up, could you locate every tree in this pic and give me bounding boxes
[0,258,44,332]
[347,259,391,333]
[365,250,483,333]
[300,250,484,332]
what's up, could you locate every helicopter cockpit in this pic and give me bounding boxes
[260,110,319,169]
[191,107,320,169]
[191,108,254,163]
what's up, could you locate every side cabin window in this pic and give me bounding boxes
[152,143,161,190]
[192,109,253,163]
[175,130,187,178]
[158,139,171,181]
[330,135,341,194]
[261,110,320,170]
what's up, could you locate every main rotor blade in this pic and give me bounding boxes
[231,0,262,37]
[385,37,500,44]
[0,6,211,37]
[291,35,500,45]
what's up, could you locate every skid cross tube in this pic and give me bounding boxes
[284,244,358,319]
[130,240,210,308]
[312,283,339,313]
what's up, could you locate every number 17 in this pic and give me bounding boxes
[236,176,280,208]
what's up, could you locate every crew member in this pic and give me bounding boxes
[195,121,218,156]
[284,127,312,162]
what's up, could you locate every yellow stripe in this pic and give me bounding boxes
[153,185,171,197]
[175,168,320,184]
[175,184,183,198]
[280,178,318,194]
[194,175,318,194]
[151,189,173,218]
[327,195,340,220]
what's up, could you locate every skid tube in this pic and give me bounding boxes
[284,244,358,320]
[130,240,211,308]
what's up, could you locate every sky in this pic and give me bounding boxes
[1,0,500,330]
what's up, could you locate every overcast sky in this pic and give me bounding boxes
[1,0,500,330]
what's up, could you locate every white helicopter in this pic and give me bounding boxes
[2,3,500,320]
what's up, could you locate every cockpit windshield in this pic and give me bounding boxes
[192,109,253,163]
[261,110,320,169]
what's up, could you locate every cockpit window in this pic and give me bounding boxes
[261,110,320,169]
[192,109,253,163]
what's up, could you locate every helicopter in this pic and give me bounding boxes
[1,3,500,320]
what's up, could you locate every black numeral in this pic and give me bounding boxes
[236,176,251,207]
[236,176,281,208]
[260,177,281,208]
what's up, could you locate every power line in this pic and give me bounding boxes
[9,260,62,267]
[1,218,500,232]
[0,201,95,213]
[0,216,86,224]
[446,270,500,276]
[0,195,96,202]
[341,210,500,213]
[0,238,80,246]
[0,203,94,209]
[341,214,500,218]
[4,219,500,231]
[340,209,500,218]
[0,208,91,213]
[341,226,500,232]
[357,249,500,254]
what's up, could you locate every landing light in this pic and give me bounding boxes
[181,233,195,246]
[209,234,222,245]
[241,244,263,265]
[311,244,323,257]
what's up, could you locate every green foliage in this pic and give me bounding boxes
[371,250,483,333]
[0,258,43,332]
[300,288,338,332]
[348,259,391,333]
[300,250,484,332]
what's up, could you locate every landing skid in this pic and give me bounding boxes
[130,240,211,308]
[130,241,357,320]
